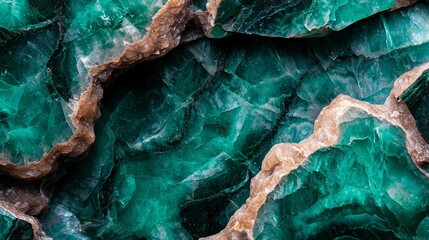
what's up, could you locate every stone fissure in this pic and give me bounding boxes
[0,0,422,183]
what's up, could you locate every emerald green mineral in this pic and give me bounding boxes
[211,0,402,38]
[0,0,167,170]
[39,3,429,239]
[0,0,428,239]
[0,209,33,239]
[255,114,429,239]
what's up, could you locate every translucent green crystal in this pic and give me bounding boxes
[0,0,167,165]
[212,0,398,38]
[40,4,429,239]
[0,0,58,32]
[54,0,168,97]
[273,2,429,144]
[0,209,33,239]
[254,112,429,239]
[0,25,72,164]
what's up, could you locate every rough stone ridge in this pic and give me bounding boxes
[202,63,429,240]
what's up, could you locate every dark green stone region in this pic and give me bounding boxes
[254,113,429,239]
[0,209,33,240]
[400,70,429,143]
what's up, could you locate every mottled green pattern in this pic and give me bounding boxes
[212,0,397,38]
[255,113,429,239]
[41,4,429,239]
[0,209,33,239]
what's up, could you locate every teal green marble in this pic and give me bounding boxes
[212,0,398,38]
[0,25,72,164]
[55,0,168,97]
[400,70,429,143]
[40,4,429,239]
[274,3,429,144]
[0,0,58,32]
[254,112,429,239]
[0,0,167,165]
[0,208,33,239]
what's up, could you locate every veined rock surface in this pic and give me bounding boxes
[0,0,428,239]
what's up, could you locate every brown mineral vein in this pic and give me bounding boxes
[0,0,196,180]
[0,1,206,236]
[0,0,419,182]
[202,63,429,240]
[206,0,222,26]
[0,201,50,240]
[0,0,424,237]
[0,1,214,237]
[391,0,419,10]
[0,184,49,216]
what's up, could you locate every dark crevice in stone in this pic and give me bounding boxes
[308,223,400,240]
[46,21,73,101]
[158,48,226,150]
[180,14,208,44]
[92,39,227,219]
[179,173,251,239]
[0,18,60,43]
[245,72,306,165]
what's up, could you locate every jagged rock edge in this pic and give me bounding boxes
[0,0,212,236]
[0,0,207,180]
[202,63,429,240]
[0,201,51,240]
[0,0,425,237]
